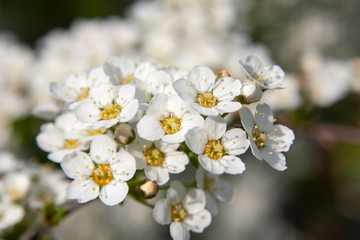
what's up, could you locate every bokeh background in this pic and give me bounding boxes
[1,0,360,239]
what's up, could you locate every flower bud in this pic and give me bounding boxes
[138,180,158,199]
[215,70,231,81]
[238,80,263,104]
[114,123,135,145]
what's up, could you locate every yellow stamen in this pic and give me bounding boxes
[204,140,225,160]
[196,92,217,108]
[64,140,81,149]
[77,87,89,101]
[100,104,121,120]
[171,203,187,222]
[119,74,134,85]
[252,125,267,149]
[144,147,165,167]
[161,114,181,135]
[90,164,113,187]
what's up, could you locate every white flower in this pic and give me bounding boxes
[240,103,295,171]
[36,122,89,163]
[173,66,242,116]
[195,168,234,216]
[240,55,285,90]
[54,111,107,141]
[0,203,25,231]
[50,67,110,109]
[61,135,136,206]
[135,70,177,105]
[75,83,139,130]
[128,135,188,185]
[0,172,31,202]
[28,169,69,209]
[153,181,211,240]
[185,116,249,175]
[137,94,204,143]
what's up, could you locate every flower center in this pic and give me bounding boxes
[6,188,22,200]
[252,125,267,149]
[63,140,81,149]
[204,140,225,160]
[77,87,89,101]
[161,114,181,135]
[90,164,114,187]
[87,127,106,136]
[120,74,134,85]
[144,147,165,167]
[203,175,215,191]
[196,92,217,108]
[100,104,121,120]
[171,203,187,222]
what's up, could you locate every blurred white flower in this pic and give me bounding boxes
[0,202,25,231]
[195,168,234,216]
[240,55,285,90]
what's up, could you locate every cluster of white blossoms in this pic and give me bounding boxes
[0,152,69,232]
[36,54,294,240]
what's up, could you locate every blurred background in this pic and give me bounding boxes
[0,0,360,239]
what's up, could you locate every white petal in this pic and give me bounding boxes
[167,95,190,118]
[162,131,185,143]
[188,66,215,93]
[205,193,218,216]
[219,155,245,175]
[116,84,136,106]
[262,150,287,171]
[75,101,100,124]
[190,103,218,116]
[170,222,190,240]
[184,209,211,233]
[147,70,173,95]
[254,103,274,131]
[173,78,197,104]
[182,189,206,214]
[240,107,255,134]
[240,55,262,76]
[198,155,224,175]
[203,116,226,140]
[137,115,164,141]
[155,140,180,153]
[67,179,99,203]
[184,127,207,154]
[99,181,128,206]
[48,149,75,163]
[148,94,169,116]
[36,124,64,152]
[222,128,250,155]
[165,152,189,173]
[61,151,94,179]
[270,124,295,152]
[89,83,115,107]
[153,199,171,225]
[216,101,242,114]
[90,135,117,164]
[213,179,234,202]
[249,137,263,160]
[167,181,186,204]
[213,77,241,101]
[91,119,118,130]
[145,166,169,185]
[118,99,139,122]
[111,151,136,182]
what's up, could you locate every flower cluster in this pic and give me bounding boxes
[36,55,294,240]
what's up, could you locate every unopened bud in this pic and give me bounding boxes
[138,179,158,199]
[114,123,135,145]
[216,70,231,81]
[238,80,263,104]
